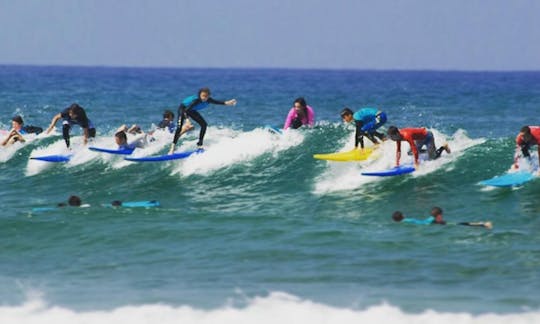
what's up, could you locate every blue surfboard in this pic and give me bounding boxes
[103,200,160,208]
[30,154,72,162]
[124,149,203,162]
[480,171,535,187]
[89,146,134,155]
[362,165,416,177]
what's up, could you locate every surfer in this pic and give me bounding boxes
[387,126,450,168]
[168,87,236,154]
[57,195,83,207]
[340,107,386,149]
[123,110,194,136]
[46,103,96,148]
[1,115,43,146]
[513,126,540,170]
[283,97,315,130]
[392,207,492,229]
[114,127,148,150]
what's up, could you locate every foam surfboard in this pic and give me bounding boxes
[362,165,416,177]
[89,146,134,155]
[30,154,72,162]
[480,171,535,187]
[102,200,160,208]
[314,148,374,162]
[124,149,203,162]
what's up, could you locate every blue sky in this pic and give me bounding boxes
[0,0,539,70]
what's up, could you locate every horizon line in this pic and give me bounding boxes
[1,63,539,74]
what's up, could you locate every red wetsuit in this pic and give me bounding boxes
[396,128,428,165]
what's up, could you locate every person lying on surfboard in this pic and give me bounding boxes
[1,115,43,146]
[387,126,450,169]
[168,87,236,154]
[392,207,492,229]
[122,110,194,136]
[114,127,148,151]
[283,97,315,130]
[46,103,96,148]
[340,107,386,149]
[513,126,540,171]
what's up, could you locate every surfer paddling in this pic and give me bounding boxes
[392,207,492,229]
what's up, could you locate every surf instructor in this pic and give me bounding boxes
[168,87,236,154]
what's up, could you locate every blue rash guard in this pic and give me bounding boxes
[181,95,225,112]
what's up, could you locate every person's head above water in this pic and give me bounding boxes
[392,211,405,222]
[340,108,354,123]
[115,131,128,146]
[387,126,402,141]
[430,206,445,224]
[519,126,532,144]
[198,87,211,101]
[163,110,174,121]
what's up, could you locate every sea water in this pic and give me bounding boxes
[1,66,540,323]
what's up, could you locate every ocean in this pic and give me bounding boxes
[1,65,540,323]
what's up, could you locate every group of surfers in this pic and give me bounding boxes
[2,87,539,172]
[3,88,540,227]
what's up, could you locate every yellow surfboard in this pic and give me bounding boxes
[313,148,374,162]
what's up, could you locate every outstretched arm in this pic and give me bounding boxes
[46,113,62,134]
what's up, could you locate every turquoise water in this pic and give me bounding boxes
[1,66,540,322]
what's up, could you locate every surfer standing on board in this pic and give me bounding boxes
[168,88,236,154]
[340,107,386,149]
[387,126,450,169]
[46,103,96,148]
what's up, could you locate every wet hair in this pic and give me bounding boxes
[198,87,211,96]
[392,211,404,222]
[111,200,123,207]
[68,103,88,120]
[68,195,82,207]
[163,110,174,120]
[340,108,353,118]
[12,115,24,125]
[520,126,532,143]
[115,131,128,143]
[293,97,307,108]
[430,206,443,217]
[387,126,400,137]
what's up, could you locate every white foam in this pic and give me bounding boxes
[172,126,303,177]
[314,129,485,194]
[1,292,538,324]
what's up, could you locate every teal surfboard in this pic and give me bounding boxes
[103,200,160,208]
[480,171,535,187]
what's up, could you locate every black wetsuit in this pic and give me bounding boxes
[60,107,95,148]
[173,96,226,147]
